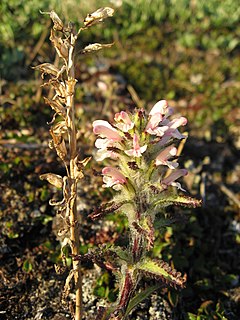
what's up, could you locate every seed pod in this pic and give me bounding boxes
[50,10,64,31]
[40,173,63,188]
[32,63,59,79]
[44,97,66,118]
[40,10,64,31]
[50,30,69,60]
[80,43,114,54]
[52,121,68,135]
[84,7,114,27]
[51,81,67,102]
[50,129,67,161]
[65,78,77,97]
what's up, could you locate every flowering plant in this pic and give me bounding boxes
[35,6,201,320]
[91,100,201,319]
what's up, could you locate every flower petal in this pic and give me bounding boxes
[102,167,126,189]
[155,146,178,167]
[168,117,187,129]
[124,134,147,157]
[162,169,188,190]
[145,100,168,133]
[149,100,168,116]
[114,111,134,132]
[93,120,122,140]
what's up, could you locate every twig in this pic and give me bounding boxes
[220,183,240,209]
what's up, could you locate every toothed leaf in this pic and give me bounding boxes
[137,258,186,289]
[153,194,202,209]
[172,195,202,208]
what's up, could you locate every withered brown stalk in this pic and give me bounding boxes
[35,8,114,320]
[41,24,84,319]
[65,33,82,320]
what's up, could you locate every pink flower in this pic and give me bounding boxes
[162,169,188,191]
[165,117,187,139]
[102,167,127,190]
[145,100,168,135]
[93,120,123,161]
[146,125,169,137]
[114,111,134,132]
[93,120,122,141]
[145,100,187,140]
[155,146,178,169]
[149,100,168,116]
[95,137,113,149]
[95,147,118,161]
[157,116,187,146]
[124,134,147,157]
[94,137,119,161]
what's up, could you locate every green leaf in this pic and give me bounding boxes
[111,246,130,262]
[94,286,106,298]
[186,313,197,320]
[40,186,49,201]
[153,195,202,209]
[42,215,53,225]
[136,258,186,289]
[125,284,162,317]
[23,260,33,273]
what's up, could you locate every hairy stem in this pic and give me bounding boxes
[110,216,143,318]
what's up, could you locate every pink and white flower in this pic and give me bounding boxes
[162,169,188,191]
[114,111,134,132]
[93,120,122,141]
[145,100,168,135]
[93,120,122,161]
[156,116,187,146]
[164,117,187,139]
[102,166,127,190]
[124,134,147,157]
[155,145,178,169]
[146,100,187,140]
[149,100,168,116]
[95,146,118,161]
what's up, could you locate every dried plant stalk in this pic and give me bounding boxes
[66,33,82,320]
[36,8,114,320]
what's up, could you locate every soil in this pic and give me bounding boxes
[0,59,239,320]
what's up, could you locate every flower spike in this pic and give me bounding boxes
[93,100,201,318]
